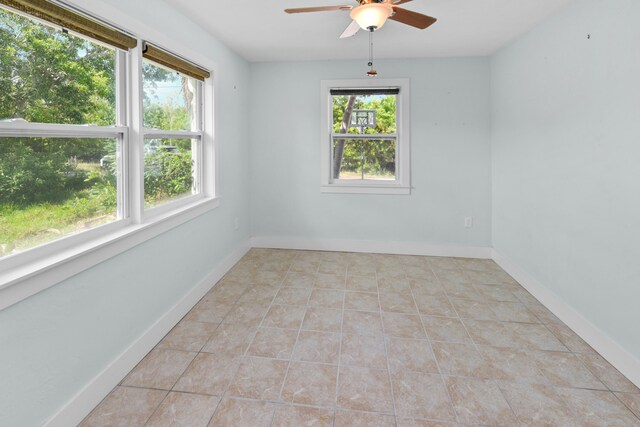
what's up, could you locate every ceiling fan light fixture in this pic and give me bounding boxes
[350,3,393,31]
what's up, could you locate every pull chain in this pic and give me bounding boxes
[367,28,377,76]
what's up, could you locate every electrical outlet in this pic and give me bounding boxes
[464,217,473,228]
[234,217,239,230]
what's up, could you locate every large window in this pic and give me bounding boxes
[0,7,124,255]
[0,2,215,305]
[320,79,410,194]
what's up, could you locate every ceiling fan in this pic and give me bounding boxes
[285,0,437,39]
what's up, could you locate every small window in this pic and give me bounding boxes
[321,79,410,194]
[142,59,203,209]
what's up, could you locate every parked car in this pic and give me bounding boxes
[159,145,179,154]
[145,143,180,155]
[100,154,114,168]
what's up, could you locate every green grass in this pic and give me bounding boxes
[77,161,102,173]
[1,155,194,256]
[339,170,396,180]
[0,191,116,256]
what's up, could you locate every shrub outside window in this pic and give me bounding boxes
[320,79,410,194]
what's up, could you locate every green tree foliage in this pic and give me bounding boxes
[0,9,194,205]
[1,138,72,204]
[0,10,115,125]
[144,149,194,206]
[0,8,195,250]
[332,94,397,178]
[142,62,192,131]
[0,9,115,205]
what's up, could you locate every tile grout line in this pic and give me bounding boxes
[331,259,348,427]
[421,259,462,426]
[202,252,285,426]
[445,262,573,421]
[272,254,320,424]
[473,272,626,412]
[446,262,559,424]
[534,310,628,398]
[255,256,298,425]
[140,271,250,427]
[377,265,402,425]
[258,255,308,425]
[138,276,246,426]
[614,393,640,423]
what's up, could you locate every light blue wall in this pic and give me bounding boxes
[6,0,640,424]
[492,0,640,358]
[0,1,251,425]
[249,58,492,247]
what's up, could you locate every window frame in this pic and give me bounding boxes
[0,46,130,270]
[140,57,206,218]
[0,6,219,311]
[320,78,411,195]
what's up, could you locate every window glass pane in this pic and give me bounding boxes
[144,138,197,208]
[333,138,396,181]
[363,139,396,180]
[0,8,116,125]
[332,94,396,135]
[143,60,198,131]
[0,137,119,257]
[334,138,362,180]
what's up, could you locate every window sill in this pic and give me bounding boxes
[0,196,221,311]
[321,185,411,195]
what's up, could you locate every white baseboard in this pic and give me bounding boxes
[492,250,640,388]
[44,240,251,427]
[251,236,493,259]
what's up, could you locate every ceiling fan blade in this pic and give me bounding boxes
[390,7,437,29]
[340,20,361,38]
[285,5,352,13]
[393,0,413,5]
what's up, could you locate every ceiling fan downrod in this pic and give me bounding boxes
[367,27,378,76]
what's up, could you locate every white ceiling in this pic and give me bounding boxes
[166,0,574,62]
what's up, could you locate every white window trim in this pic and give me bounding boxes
[320,78,411,195]
[139,54,208,220]
[0,14,219,311]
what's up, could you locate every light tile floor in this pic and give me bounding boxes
[80,249,640,426]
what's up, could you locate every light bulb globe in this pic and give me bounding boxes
[350,3,393,30]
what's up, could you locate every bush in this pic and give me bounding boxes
[144,150,193,203]
[0,143,71,205]
[86,170,117,211]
